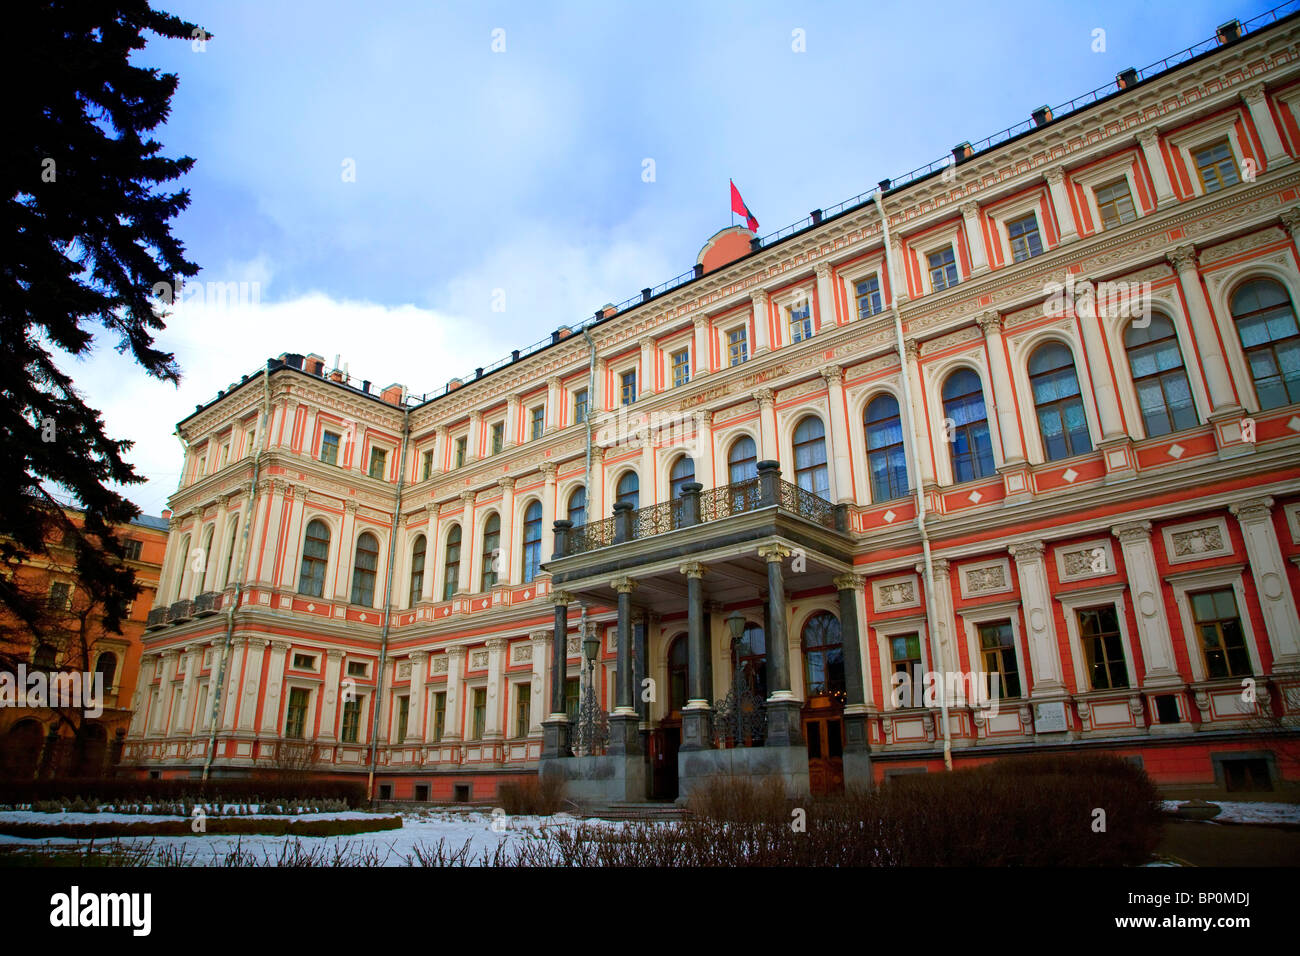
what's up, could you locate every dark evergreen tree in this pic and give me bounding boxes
[0,2,204,645]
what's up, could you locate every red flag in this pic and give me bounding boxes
[730,179,759,232]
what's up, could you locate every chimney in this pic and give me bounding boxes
[1031,105,1053,127]
[161,509,172,521]
[810,209,823,225]
[952,141,973,163]
[362,379,371,393]
[749,237,762,252]
[1216,19,1242,45]
[380,383,405,405]
[601,303,617,318]
[447,378,463,392]
[693,263,704,278]
[511,349,521,361]
[1115,68,1138,90]
[641,288,652,302]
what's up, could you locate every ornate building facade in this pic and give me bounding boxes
[127,12,1300,800]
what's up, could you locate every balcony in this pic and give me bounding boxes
[193,591,223,617]
[166,600,194,624]
[145,607,169,630]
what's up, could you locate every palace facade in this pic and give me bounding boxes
[126,12,1300,800]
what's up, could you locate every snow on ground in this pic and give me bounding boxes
[0,810,631,865]
[1162,800,1300,825]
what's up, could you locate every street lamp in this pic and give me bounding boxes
[725,611,746,748]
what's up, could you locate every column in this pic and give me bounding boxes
[608,577,642,756]
[1230,497,1300,671]
[506,395,521,446]
[920,558,958,684]
[592,357,607,410]
[259,640,291,734]
[639,337,657,396]
[420,508,438,604]
[834,574,872,769]
[1167,246,1240,416]
[903,340,936,487]
[406,651,428,743]
[678,563,712,751]
[177,646,201,735]
[1044,169,1079,243]
[1137,129,1177,209]
[277,487,308,590]
[754,388,778,464]
[542,592,571,757]
[545,376,561,431]
[443,646,466,742]
[751,290,770,354]
[153,649,178,734]
[976,312,1026,466]
[692,316,711,375]
[457,491,475,594]
[693,410,715,490]
[158,516,185,604]
[889,233,909,303]
[815,263,837,329]
[200,641,222,733]
[1009,542,1067,695]
[484,638,507,740]
[590,446,607,520]
[215,639,246,733]
[822,365,854,504]
[758,544,803,746]
[129,653,156,737]
[1242,83,1291,169]
[960,202,991,273]
[332,501,357,601]
[255,486,285,585]
[1075,307,1128,443]
[1110,521,1181,686]
[541,463,557,559]
[497,477,515,585]
[529,630,550,735]
[467,410,483,462]
[318,649,345,740]
[203,505,231,593]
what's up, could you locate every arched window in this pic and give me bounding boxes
[734,622,767,700]
[793,416,830,498]
[1029,342,1093,460]
[221,518,240,588]
[567,487,586,529]
[801,611,844,702]
[942,369,996,482]
[442,525,461,601]
[480,513,501,590]
[728,436,758,484]
[521,501,543,583]
[1232,278,1300,409]
[408,534,426,606]
[1125,314,1197,436]
[95,652,118,689]
[615,472,639,510]
[174,533,191,600]
[669,455,695,498]
[351,532,380,606]
[667,635,689,715]
[864,394,909,502]
[298,520,329,598]
[197,525,215,593]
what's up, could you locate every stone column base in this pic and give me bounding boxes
[680,704,714,752]
[677,745,811,801]
[541,717,571,759]
[607,712,643,756]
[843,749,874,791]
[764,699,805,747]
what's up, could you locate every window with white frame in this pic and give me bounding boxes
[855,274,883,319]
[671,348,690,388]
[1006,213,1043,262]
[727,326,748,366]
[927,246,959,291]
[1095,178,1137,229]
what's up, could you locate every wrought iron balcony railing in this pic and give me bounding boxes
[553,461,844,559]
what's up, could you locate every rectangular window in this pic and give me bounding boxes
[490,422,504,454]
[890,632,922,705]
[928,247,959,291]
[341,696,362,743]
[727,327,748,366]
[1078,605,1129,690]
[515,684,531,738]
[219,443,230,467]
[244,427,256,458]
[454,436,467,469]
[285,687,310,739]
[47,581,71,610]
[979,620,1021,699]
[421,449,434,481]
[346,660,367,678]
[472,688,487,740]
[574,389,589,424]
[620,370,637,406]
[788,301,813,342]
[321,431,341,466]
[291,653,316,670]
[1194,140,1239,193]
[1192,588,1251,678]
[123,538,143,561]
[395,695,410,743]
[1006,213,1044,262]
[432,691,446,742]
[368,447,387,480]
[856,275,882,318]
[1095,177,1137,229]
[671,349,690,388]
[530,405,545,441]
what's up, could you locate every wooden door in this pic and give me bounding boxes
[804,715,845,796]
[649,725,680,800]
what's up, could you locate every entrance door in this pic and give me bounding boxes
[649,725,680,800]
[804,715,844,796]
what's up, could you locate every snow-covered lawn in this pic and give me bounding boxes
[1162,800,1300,826]
[0,810,628,865]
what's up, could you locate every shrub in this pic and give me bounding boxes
[496,775,566,816]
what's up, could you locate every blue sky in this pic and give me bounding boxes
[71,0,1279,515]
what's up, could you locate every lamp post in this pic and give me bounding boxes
[576,622,605,755]
[725,610,745,747]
